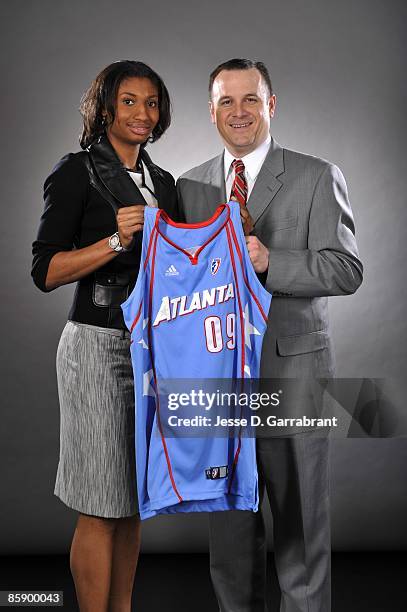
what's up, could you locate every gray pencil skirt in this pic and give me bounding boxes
[54,320,138,518]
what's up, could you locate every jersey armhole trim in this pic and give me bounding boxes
[228,220,269,323]
[147,229,183,504]
[130,302,143,333]
[225,222,245,492]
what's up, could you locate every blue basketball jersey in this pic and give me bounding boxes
[121,201,271,520]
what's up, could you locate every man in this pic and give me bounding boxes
[177,58,363,612]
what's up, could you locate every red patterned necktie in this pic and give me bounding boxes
[230,159,248,207]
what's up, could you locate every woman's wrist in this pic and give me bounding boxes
[108,232,135,252]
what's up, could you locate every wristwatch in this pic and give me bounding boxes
[108,232,125,252]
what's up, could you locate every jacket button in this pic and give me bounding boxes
[107,277,114,284]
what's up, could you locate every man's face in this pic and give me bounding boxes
[209,68,276,157]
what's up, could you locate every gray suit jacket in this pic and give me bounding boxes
[176,137,363,378]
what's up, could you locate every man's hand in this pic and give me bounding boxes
[240,205,254,236]
[245,236,269,273]
[117,205,145,249]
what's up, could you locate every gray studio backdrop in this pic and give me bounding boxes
[1,0,406,554]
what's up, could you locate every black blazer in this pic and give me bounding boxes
[32,135,179,329]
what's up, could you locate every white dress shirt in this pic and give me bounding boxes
[224,134,271,201]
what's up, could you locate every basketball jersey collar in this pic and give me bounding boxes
[154,204,231,265]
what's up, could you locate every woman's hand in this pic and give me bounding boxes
[117,205,145,249]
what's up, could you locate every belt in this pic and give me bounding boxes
[68,320,131,339]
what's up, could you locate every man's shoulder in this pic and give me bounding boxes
[282,145,333,172]
[178,154,222,183]
[280,145,346,189]
[284,147,332,169]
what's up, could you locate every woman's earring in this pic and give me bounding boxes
[101,115,107,127]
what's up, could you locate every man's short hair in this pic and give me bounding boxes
[209,58,273,99]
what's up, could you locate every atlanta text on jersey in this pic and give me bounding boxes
[153,283,235,326]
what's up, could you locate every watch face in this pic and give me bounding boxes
[110,234,120,249]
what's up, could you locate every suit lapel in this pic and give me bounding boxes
[205,153,226,215]
[88,135,148,207]
[247,138,285,225]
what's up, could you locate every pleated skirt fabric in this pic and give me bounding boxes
[54,320,138,518]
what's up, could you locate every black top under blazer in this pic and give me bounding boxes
[32,135,179,329]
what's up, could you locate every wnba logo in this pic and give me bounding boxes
[211,258,221,275]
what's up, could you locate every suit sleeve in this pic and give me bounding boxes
[175,178,187,223]
[31,155,88,292]
[265,163,363,297]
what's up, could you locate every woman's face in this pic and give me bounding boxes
[106,77,160,147]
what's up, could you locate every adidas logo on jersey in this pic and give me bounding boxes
[153,283,235,327]
[165,264,179,276]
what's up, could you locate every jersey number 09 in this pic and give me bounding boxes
[204,314,236,353]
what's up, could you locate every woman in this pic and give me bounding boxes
[31,60,179,611]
